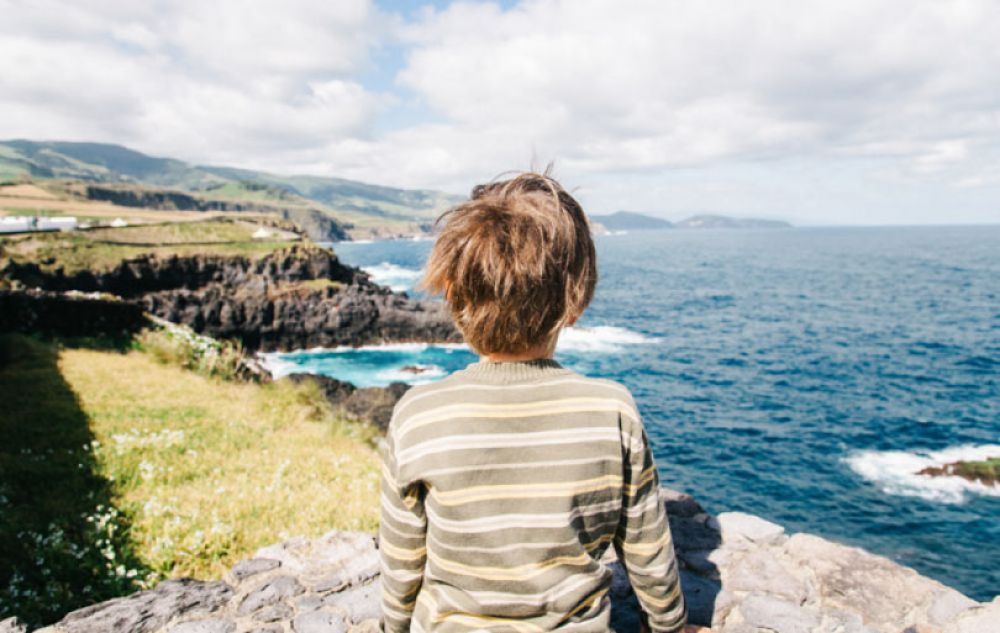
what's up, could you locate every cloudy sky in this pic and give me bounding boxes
[2,0,999,225]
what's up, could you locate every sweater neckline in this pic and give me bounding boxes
[458,357,572,384]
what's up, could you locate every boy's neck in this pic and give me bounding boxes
[481,337,557,363]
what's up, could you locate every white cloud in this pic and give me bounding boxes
[0,0,387,166]
[382,0,1000,187]
[1,0,999,223]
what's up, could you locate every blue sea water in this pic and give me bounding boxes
[265,226,1000,601]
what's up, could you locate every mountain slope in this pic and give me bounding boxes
[588,210,673,230]
[0,140,460,225]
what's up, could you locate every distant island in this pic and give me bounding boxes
[676,214,792,229]
[589,210,791,233]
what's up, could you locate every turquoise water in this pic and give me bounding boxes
[265,226,1000,600]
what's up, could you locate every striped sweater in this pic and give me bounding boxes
[378,358,686,633]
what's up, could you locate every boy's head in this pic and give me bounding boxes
[421,171,597,356]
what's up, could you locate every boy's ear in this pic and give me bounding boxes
[565,312,579,327]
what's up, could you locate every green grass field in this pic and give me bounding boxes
[1,218,299,275]
[0,333,380,627]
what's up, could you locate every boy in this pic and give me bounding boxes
[379,172,686,632]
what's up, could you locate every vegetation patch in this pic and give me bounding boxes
[0,333,380,627]
[919,458,999,486]
[0,218,298,275]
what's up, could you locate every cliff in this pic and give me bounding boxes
[7,488,995,633]
[0,245,461,352]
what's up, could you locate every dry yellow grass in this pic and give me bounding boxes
[0,194,223,222]
[58,346,381,581]
[0,183,60,199]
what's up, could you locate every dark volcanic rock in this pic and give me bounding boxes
[286,374,410,432]
[1,245,461,352]
[343,383,411,432]
[0,289,146,339]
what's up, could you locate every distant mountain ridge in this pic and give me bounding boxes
[675,213,791,229]
[0,140,461,225]
[588,211,673,230]
[589,210,791,232]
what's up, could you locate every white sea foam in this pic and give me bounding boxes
[557,325,654,353]
[376,364,446,384]
[256,354,304,379]
[843,444,1000,504]
[362,262,422,291]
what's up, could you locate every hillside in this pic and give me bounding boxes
[590,210,793,233]
[0,140,462,238]
[589,210,673,231]
[676,213,792,229]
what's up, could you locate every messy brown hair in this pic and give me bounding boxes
[421,171,597,355]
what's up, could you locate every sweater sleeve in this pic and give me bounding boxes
[614,404,686,633]
[379,423,427,633]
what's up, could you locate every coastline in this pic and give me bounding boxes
[13,488,997,633]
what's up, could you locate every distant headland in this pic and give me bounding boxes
[589,210,792,233]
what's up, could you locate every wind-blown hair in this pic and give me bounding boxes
[420,171,597,355]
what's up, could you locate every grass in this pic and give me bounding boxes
[0,333,381,627]
[953,458,999,484]
[0,218,298,274]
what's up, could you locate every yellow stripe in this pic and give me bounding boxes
[620,529,671,556]
[429,474,623,506]
[557,586,609,625]
[633,580,682,611]
[428,549,592,581]
[583,532,615,552]
[623,466,657,496]
[422,592,543,633]
[382,588,418,612]
[380,539,427,562]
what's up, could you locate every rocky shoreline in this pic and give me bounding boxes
[0,245,460,352]
[4,488,994,633]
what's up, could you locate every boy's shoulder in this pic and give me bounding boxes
[387,368,639,437]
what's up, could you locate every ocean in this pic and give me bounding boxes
[263,226,999,601]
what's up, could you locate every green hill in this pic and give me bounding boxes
[0,140,461,230]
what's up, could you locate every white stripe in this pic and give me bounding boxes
[394,376,630,420]
[463,573,604,606]
[427,530,580,554]
[419,455,620,480]
[381,566,424,583]
[396,398,640,441]
[380,517,427,539]
[398,427,620,465]
[381,495,426,528]
[623,494,662,518]
[426,499,620,533]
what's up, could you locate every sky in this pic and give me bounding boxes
[2,0,999,226]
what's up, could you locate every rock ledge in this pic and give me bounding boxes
[9,489,996,633]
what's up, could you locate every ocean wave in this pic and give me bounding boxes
[362,262,423,291]
[256,354,303,379]
[843,444,1000,504]
[557,325,655,353]
[376,364,447,384]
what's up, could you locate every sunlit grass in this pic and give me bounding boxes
[0,219,298,274]
[60,345,381,580]
[1,333,380,625]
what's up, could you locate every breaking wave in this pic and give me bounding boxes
[843,444,1000,504]
[362,262,422,292]
[557,325,655,353]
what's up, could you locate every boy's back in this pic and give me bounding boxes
[379,171,686,632]
[379,358,686,632]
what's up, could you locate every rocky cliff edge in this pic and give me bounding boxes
[7,489,996,633]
